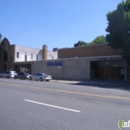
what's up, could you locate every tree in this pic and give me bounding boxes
[74,41,88,47]
[0,33,2,44]
[106,0,130,64]
[90,35,107,45]
[74,36,106,47]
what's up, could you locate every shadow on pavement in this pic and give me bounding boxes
[69,79,130,91]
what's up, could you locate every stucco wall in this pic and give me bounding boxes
[31,58,99,80]
[47,50,58,60]
[31,55,123,80]
[14,45,42,62]
[14,55,124,80]
[31,59,90,80]
[14,45,58,62]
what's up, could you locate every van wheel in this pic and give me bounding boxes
[29,77,32,80]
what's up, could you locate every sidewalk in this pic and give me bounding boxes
[52,79,130,90]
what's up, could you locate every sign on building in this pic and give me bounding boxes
[47,61,63,66]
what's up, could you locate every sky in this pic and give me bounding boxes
[0,0,123,51]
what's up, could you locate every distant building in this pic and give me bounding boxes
[0,38,58,72]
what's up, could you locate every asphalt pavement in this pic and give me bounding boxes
[0,78,130,130]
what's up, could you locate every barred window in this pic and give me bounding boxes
[36,54,38,60]
[17,52,19,58]
[31,54,33,59]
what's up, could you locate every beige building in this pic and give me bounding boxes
[25,55,124,80]
[14,45,130,81]
[0,38,58,73]
[0,37,129,80]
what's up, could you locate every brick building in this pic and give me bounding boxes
[57,44,129,80]
[58,44,123,58]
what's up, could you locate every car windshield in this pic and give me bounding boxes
[41,73,46,75]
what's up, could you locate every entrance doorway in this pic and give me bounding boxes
[14,64,31,74]
[3,51,8,71]
[4,51,8,62]
[90,60,124,79]
[4,64,7,71]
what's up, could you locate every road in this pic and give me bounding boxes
[0,78,130,130]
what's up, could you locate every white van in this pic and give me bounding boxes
[0,71,17,78]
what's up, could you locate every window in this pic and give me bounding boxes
[17,52,19,58]
[25,55,27,61]
[36,54,38,60]
[31,54,33,59]
[37,73,42,76]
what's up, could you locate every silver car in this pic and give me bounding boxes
[29,73,52,82]
[0,71,17,78]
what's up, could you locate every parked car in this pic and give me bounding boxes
[29,73,52,81]
[14,72,31,79]
[0,70,17,78]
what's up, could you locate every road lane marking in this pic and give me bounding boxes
[0,82,130,101]
[24,99,81,113]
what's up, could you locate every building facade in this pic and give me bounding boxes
[0,38,58,73]
[14,45,129,81]
[0,38,14,72]
[56,44,129,80]
[27,55,127,80]
[0,37,129,80]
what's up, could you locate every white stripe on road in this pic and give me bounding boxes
[24,99,81,113]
